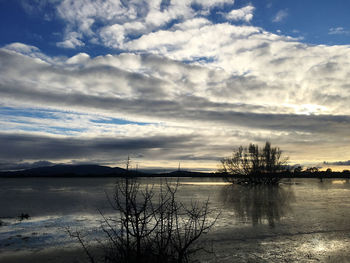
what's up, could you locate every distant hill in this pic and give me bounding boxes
[0,164,137,177]
[3,164,350,178]
[0,164,221,178]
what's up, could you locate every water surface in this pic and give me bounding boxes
[1,177,350,262]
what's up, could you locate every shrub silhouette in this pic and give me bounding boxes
[220,141,288,184]
[69,177,217,263]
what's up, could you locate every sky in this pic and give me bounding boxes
[1,0,350,171]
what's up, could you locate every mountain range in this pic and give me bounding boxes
[0,164,215,177]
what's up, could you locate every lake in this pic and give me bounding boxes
[1,177,350,262]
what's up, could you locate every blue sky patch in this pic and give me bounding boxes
[91,118,152,126]
[0,107,60,120]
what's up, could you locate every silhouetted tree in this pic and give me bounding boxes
[220,141,288,184]
[69,177,217,263]
[305,167,319,173]
[293,166,303,174]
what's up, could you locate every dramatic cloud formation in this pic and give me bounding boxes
[1,0,350,170]
[54,0,238,49]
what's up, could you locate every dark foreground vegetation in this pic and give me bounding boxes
[68,173,218,263]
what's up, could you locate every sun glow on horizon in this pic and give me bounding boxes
[283,103,330,115]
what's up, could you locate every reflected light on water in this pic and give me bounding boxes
[180,182,232,186]
[298,238,347,254]
[332,180,347,184]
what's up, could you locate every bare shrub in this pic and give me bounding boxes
[69,177,217,263]
[220,141,289,184]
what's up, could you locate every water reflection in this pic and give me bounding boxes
[0,178,117,218]
[317,178,350,190]
[220,184,295,227]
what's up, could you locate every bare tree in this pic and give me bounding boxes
[69,176,217,263]
[220,141,289,184]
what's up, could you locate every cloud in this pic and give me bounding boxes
[0,160,55,171]
[55,0,194,48]
[2,0,350,168]
[324,160,350,166]
[272,9,288,23]
[2,43,350,168]
[0,129,231,170]
[52,0,248,49]
[328,27,349,35]
[193,0,234,8]
[124,23,262,62]
[57,32,85,49]
[0,133,197,161]
[2,42,350,127]
[99,24,126,49]
[66,53,90,64]
[3,42,40,55]
[224,5,255,22]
